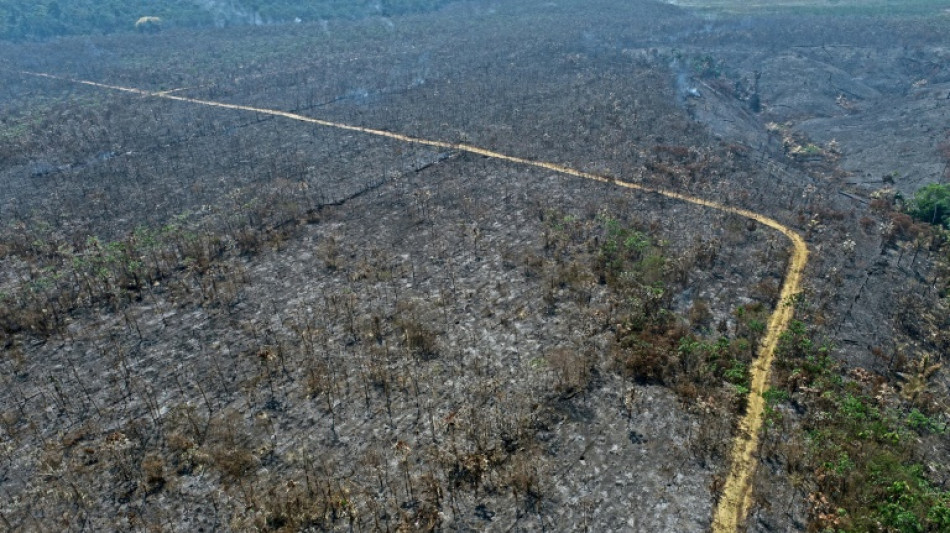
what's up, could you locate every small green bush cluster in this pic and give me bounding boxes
[772,321,949,532]
[595,214,656,286]
[908,183,950,229]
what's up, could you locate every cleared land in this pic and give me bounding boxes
[665,0,950,16]
[1,1,948,531]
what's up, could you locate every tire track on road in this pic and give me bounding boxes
[23,70,809,532]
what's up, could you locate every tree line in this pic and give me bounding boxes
[1,0,467,41]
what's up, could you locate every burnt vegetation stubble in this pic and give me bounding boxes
[0,1,949,531]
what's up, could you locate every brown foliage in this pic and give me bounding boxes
[141,453,166,493]
[688,299,712,329]
[398,317,439,360]
[548,347,592,394]
[613,328,680,385]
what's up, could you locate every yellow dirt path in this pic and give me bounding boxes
[23,71,809,532]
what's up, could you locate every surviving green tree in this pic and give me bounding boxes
[909,183,950,228]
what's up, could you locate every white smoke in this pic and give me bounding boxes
[410,53,431,88]
[671,58,701,100]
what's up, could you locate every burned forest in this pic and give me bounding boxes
[1,1,949,531]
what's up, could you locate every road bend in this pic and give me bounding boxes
[23,70,809,532]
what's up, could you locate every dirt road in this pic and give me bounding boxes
[23,70,809,532]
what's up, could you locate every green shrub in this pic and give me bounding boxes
[928,501,950,529]
[906,409,946,434]
[773,320,950,532]
[908,183,950,228]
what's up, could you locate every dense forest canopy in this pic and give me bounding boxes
[0,0,465,41]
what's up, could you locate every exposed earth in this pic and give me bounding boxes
[0,1,948,531]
